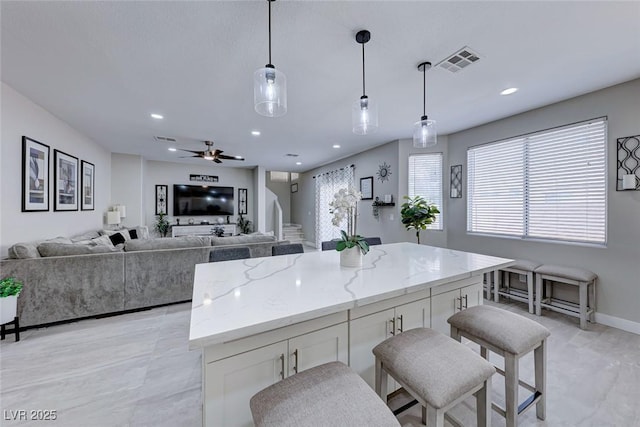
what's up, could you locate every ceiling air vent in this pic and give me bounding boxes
[285,153,299,157]
[154,136,177,143]
[437,46,481,73]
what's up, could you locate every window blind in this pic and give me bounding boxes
[467,118,607,245]
[408,153,443,230]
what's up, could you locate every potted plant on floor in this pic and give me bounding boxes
[400,195,440,244]
[330,187,369,267]
[237,214,252,235]
[1,277,23,325]
[155,212,170,237]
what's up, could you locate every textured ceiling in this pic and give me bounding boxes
[2,1,639,172]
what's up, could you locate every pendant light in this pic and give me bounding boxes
[254,0,287,117]
[413,61,437,148]
[352,30,378,135]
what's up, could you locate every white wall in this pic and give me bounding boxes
[111,153,144,228]
[0,83,111,256]
[447,79,640,325]
[265,173,291,224]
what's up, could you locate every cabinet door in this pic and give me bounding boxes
[395,298,431,333]
[204,341,288,427]
[431,289,460,335]
[288,323,348,376]
[462,282,483,309]
[349,309,395,390]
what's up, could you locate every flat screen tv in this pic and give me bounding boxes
[173,185,234,216]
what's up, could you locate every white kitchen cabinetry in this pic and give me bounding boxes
[431,277,483,335]
[204,321,348,427]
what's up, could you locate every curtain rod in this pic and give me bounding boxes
[312,164,355,179]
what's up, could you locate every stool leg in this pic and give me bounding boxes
[374,358,387,401]
[504,353,518,427]
[425,405,444,427]
[14,317,20,342]
[590,279,597,323]
[535,275,542,316]
[476,375,492,427]
[534,339,547,420]
[579,282,588,329]
[527,272,534,314]
[494,270,500,303]
[450,325,461,342]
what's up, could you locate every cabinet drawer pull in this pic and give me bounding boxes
[279,354,285,380]
[397,315,404,333]
[455,296,462,311]
[462,294,468,309]
[293,349,299,374]
[389,318,395,336]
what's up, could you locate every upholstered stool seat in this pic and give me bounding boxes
[250,361,400,427]
[373,328,495,427]
[496,260,542,313]
[448,305,550,427]
[534,264,597,329]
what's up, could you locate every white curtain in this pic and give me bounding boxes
[315,165,355,248]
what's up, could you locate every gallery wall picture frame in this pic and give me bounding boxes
[80,160,95,211]
[54,149,79,211]
[156,185,168,215]
[450,164,462,198]
[291,183,298,193]
[360,176,374,200]
[22,136,50,212]
[617,135,640,191]
[238,188,248,214]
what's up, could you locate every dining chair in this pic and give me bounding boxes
[272,243,304,256]
[210,246,251,262]
[364,237,382,246]
[321,240,339,251]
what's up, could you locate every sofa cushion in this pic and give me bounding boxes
[211,235,276,246]
[70,230,101,243]
[101,229,132,241]
[8,236,73,259]
[37,242,121,257]
[124,236,211,252]
[108,232,127,246]
[91,235,116,248]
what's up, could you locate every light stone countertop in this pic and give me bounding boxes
[189,242,513,348]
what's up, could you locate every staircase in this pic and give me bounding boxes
[283,224,304,243]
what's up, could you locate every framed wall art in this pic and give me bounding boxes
[54,149,78,211]
[22,136,50,212]
[156,185,168,215]
[360,176,373,200]
[291,183,298,193]
[238,188,248,214]
[450,164,462,198]
[81,160,95,210]
[617,135,640,191]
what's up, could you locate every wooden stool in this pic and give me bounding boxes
[250,361,400,427]
[448,305,550,427]
[373,328,495,427]
[534,264,597,329]
[496,260,541,314]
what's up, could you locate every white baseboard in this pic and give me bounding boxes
[595,312,640,335]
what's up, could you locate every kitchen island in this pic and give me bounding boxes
[189,242,513,426]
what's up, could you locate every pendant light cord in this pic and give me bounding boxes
[422,67,426,117]
[268,0,272,64]
[362,43,366,96]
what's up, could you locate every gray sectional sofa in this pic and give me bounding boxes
[1,232,289,328]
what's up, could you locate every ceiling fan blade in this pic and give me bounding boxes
[218,154,244,161]
[213,158,222,164]
[177,148,203,154]
[180,155,202,158]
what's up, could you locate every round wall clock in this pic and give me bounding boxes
[377,162,392,182]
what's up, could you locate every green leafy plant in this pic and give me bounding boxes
[335,230,369,254]
[330,187,369,255]
[400,195,440,244]
[154,212,170,237]
[0,277,23,298]
[237,214,252,235]
[212,225,225,237]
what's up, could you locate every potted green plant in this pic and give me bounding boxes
[400,195,440,244]
[329,187,369,267]
[237,214,252,235]
[155,212,170,237]
[1,277,23,325]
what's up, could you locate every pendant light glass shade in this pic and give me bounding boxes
[352,96,378,135]
[413,117,437,148]
[254,65,287,117]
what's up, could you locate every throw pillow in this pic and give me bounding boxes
[101,229,131,241]
[129,229,138,239]
[108,232,126,246]
[91,235,115,248]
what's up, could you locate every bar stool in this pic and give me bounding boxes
[496,260,541,314]
[250,361,400,427]
[534,264,597,329]
[373,328,495,427]
[448,305,550,427]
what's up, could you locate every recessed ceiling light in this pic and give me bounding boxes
[333,144,341,149]
[251,130,261,136]
[295,162,302,165]
[500,87,518,96]
[168,147,177,152]
[150,113,164,119]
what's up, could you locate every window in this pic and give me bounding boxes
[467,118,607,245]
[408,153,443,230]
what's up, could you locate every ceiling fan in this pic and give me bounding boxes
[179,140,244,164]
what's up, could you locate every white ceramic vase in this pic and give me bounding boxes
[0,295,18,324]
[340,246,363,268]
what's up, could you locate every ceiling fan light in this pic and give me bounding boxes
[352,96,378,135]
[203,155,215,161]
[413,117,437,148]
[254,66,287,117]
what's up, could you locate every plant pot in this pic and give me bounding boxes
[0,295,17,324]
[340,246,363,268]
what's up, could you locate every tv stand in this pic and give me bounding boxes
[171,224,236,237]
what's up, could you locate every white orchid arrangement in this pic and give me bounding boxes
[329,187,370,254]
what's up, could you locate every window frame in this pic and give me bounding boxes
[408,153,444,231]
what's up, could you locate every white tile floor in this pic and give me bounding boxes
[1,298,639,426]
